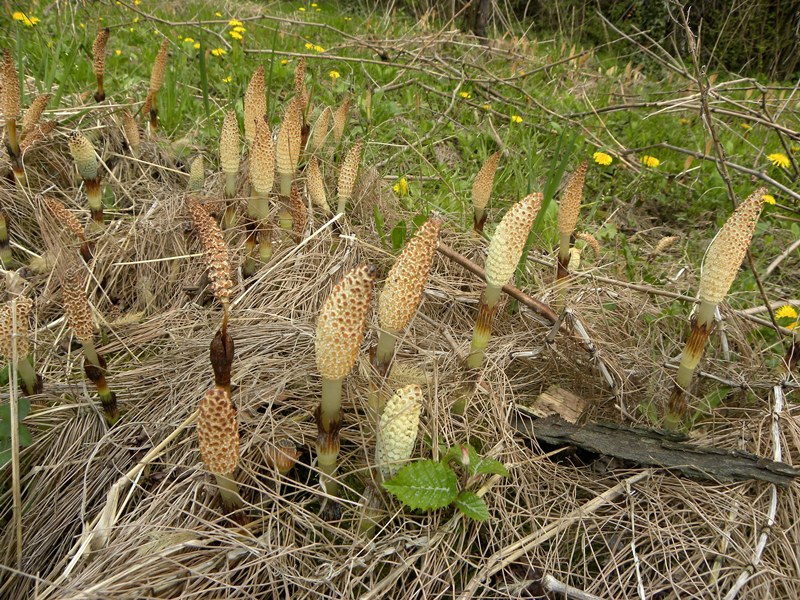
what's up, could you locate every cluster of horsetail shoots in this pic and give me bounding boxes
[145,40,168,131]
[315,264,376,500]
[219,110,240,229]
[336,139,363,215]
[468,193,542,370]
[471,151,500,233]
[0,297,40,396]
[197,386,242,510]
[61,265,118,425]
[375,384,423,480]
[243,67,266,145]
[67,131,104,228]
[664,188,766,429]
[43,196,93,262]
[246,118,275,272]
[92,28,110,102]
[555,160,588,311]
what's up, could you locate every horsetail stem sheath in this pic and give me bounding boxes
[92,27,110,102]
[67,131,104,227]
[471,151,500,234]
[197,386,242,510]
[468,193,542,370]
[555,160,588,312]
[664,187,766,429]
[219,110,240,229]
[315,264,376,502]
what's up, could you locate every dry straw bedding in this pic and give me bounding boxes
[0,114,798,599]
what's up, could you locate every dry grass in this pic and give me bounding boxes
[0,39,799,600]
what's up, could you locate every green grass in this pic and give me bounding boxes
[4,1,798,292]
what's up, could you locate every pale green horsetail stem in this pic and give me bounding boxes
[664,188,766,429]
[315,264,376,504]
[554,160,588,313]
[467,193,542,370]
[0,211,12,267]
[219,110,240,230]
[471,151,500,234]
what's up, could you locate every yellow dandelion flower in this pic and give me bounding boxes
[775,305,798,330]
[178,35,183,40]
[211,48,227,57]
[314,45,325,53]
[183,37,195,43]
[641,155,660,168]
[299,6,306,11]
[329,70,340,79]
[129,27,134,32]
[679,118,690,125]
[511,115,523,123]
[311,2,318,6]
[193,42,201,49]
[482,103,491,110]
[393,177,408,197]
[229,30,243,40]
[115,49,122,56]
[133,16,139,23]
[762,194,776,205]
[229,18,243,27]
[767,153,790,169]
[79,22,85,29]
[223,75,232,83]
[215,12,222,17]
[304,42,314,50]
[281,59,289,65]
[316,7,321,11]
[741,123,752,130]
[233,26,246,33]
[345,17,352,21]
[134,0,141,4]
[459,91,472,99]
[593,151,613,166]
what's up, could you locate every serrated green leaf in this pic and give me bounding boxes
[455,491,489,521]
[383,460,458,510]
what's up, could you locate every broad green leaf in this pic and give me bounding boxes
[455,491,489,521]
[18,424,32,447]
[383,460,458,510]
[390,220,407,251]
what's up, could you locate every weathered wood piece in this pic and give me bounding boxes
[512,410,800,487]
